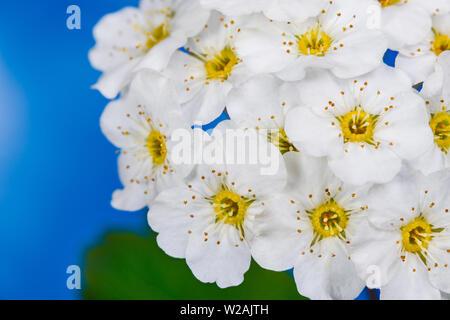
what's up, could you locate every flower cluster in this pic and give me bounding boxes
[90,0,450,300]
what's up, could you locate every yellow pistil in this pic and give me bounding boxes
[146,130,167,165]
[430,112,450,153]
[309,199,348,239]
[378,0,405,7]
[401,217,432,254]
[297,26,332,56]
[267,129,299,154]
[337,107,378,144]
[213,189,251,235]
[431,30,450,56]
[205,47,238,80]
[145,22,170,51]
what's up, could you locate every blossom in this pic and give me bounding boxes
[100,69,194,211]
[220,74,299,156]
[199,0,327,22]
[285,66,434,185]
[165,11,257,124]
[351,168,450,299]
[251,152,369,299]
[235,0,387,81]
[89,0,210,99]
[148,136,286,288]
[396,13,450,84]
[412,51,450,175]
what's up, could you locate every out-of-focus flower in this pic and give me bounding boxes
[89,0,210,99]
[100,70,194,211]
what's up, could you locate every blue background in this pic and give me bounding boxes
[0,1,393,299]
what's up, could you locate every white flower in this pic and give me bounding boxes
[165,11,257,124]
[396,13,450,84]
[285,66,434,185]
[235,0,387,81]
[412,52,450,175]
[219,74,300,155]
[89,0,210,99]
[351,168,450,299]
[251,152,369,299]
[148,136,286,288]
[199,0,327,22]
[100,69,194,211]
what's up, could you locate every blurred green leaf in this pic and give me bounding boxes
[83,232,306,300]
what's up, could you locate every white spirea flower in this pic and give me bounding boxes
[396,13,450,84]
[222,74,300,155]
[100,69,194,212]
[235,0,387,81]
[251,153,369,299]
[148,137,286,288]
[165,11,257,124]
[89,0,210,99]
[352,169,450,300]
[285,67,434,185]
[199,0,327,22]
[412,52,450,175]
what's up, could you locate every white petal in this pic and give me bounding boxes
[327,30,388,79]
[381,4,431,49]
[171,0,211,37]
[92,59,141,99]
[148,187,199,259]
[381,257,440,300]
[111,182,151,212]
[366,170,420,230]
[396,53,437,85]
[351,220,402,287]
[186,223,251,288]
[293,238,364,300]
[100,92,144,149]
[235,20,294,74]
[285,107,343,158]
[251,193,311,271]
[226,74,285,128]
[375,92,434,160]
[328,143,402,185]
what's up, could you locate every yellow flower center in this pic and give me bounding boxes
[146,130,167,165]
[337,107,378,144]
[267,129,299,154]
[297,26,332,56]
[205,47,239,80]
[430,112,450,153]
[401,217,432,254]
[213,189,251,235]
[378,0,404,7]
[309,199,348,239]
[431,30,450,56]
[145,22,170,51]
